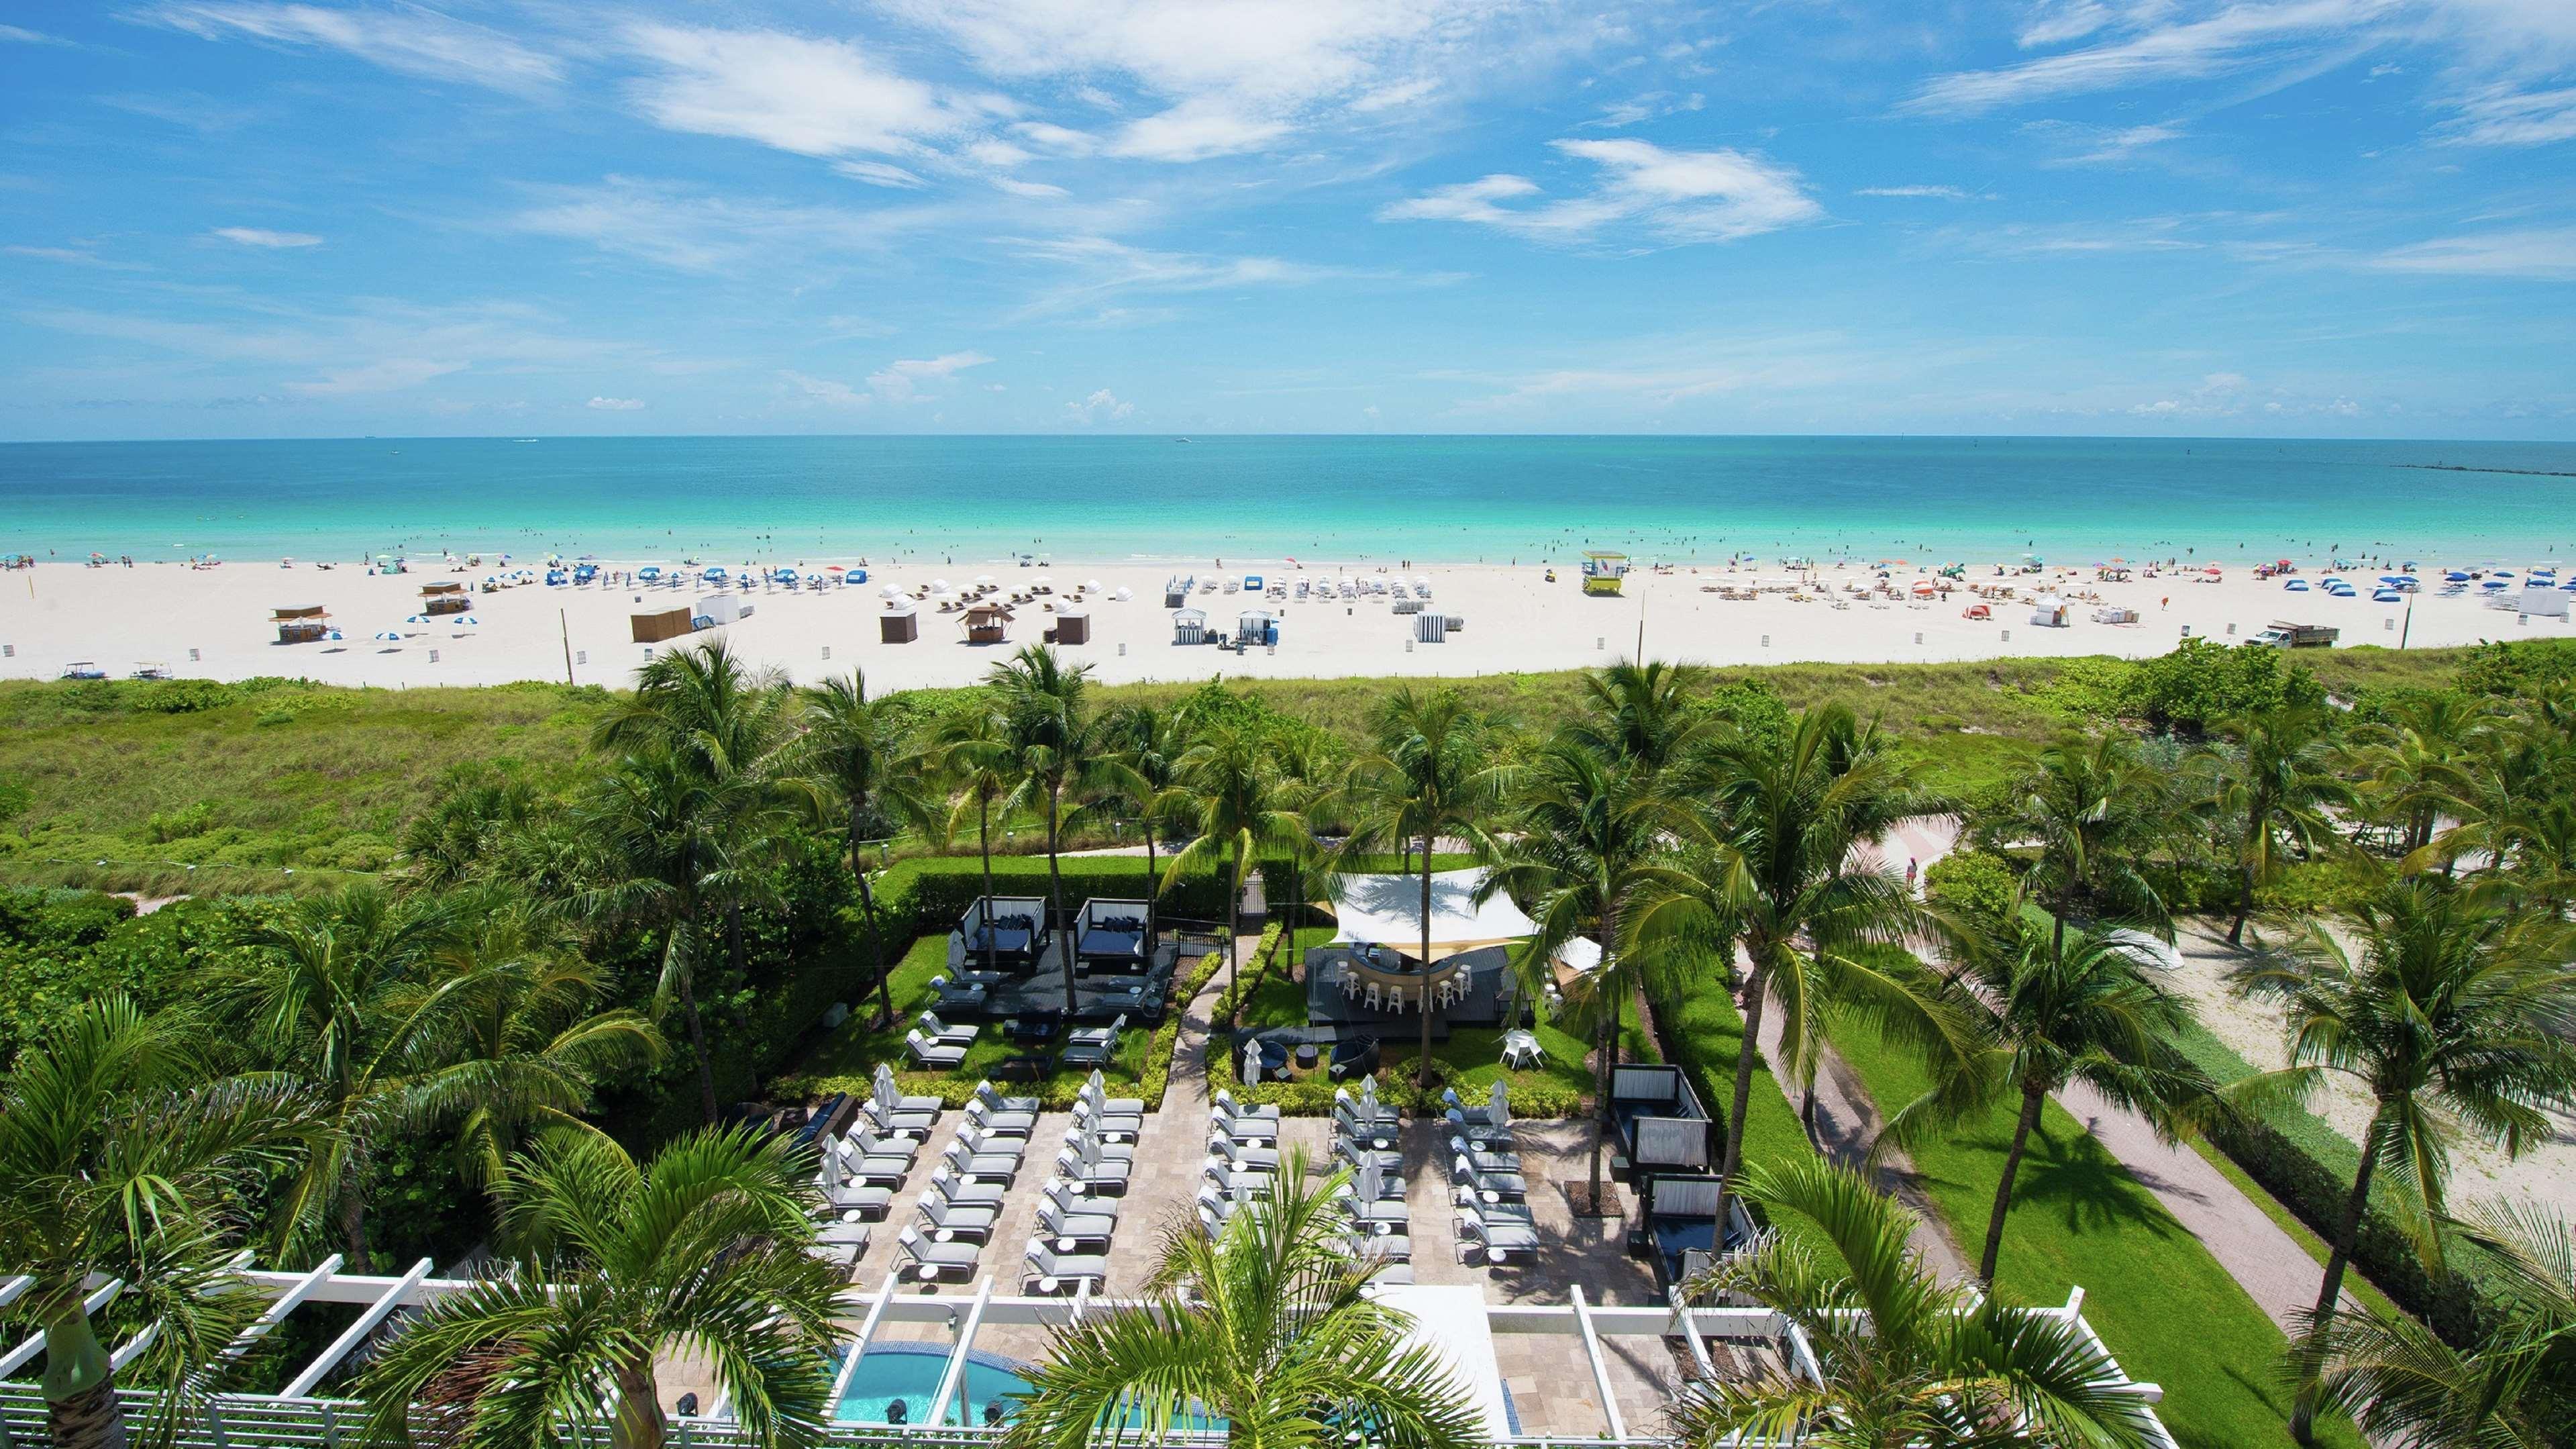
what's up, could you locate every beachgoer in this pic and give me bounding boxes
[1905,857,1918,891]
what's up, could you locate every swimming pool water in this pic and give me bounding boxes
[830,1344,1030,1428]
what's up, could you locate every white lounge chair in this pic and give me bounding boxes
[1209,1100,1278,1145]
[962,1098,1032,1140]
[1083,1070,1144,1116]
[1022,1242,1108,1295]
[1454,1205,1539,1264]
[943,1137,1019,1185]
[894,1225,980,1282]
[916,1011,981,1048]
[1053,1146,1130,1193]
[926,1162,1005,1209]
[916,1192,996,1245]
[904,1030,967,1071]
[1036,1199,1113,1252]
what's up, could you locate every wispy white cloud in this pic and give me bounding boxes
[142,3,562,95]
[2436,82,2576,146]
[2021,118,2187,164]
[1007,236,1370,315]
[506,176,937,272]
[586,395,646,410]
[779,351,994,408]
[0,23,71,46]
[3,244,150,270]
[1854,184,1977,199]
[1903,0,2386,115]
[2369,226,2576,279]
[1382,138,1820,245]
[622,24,1009,160]
[210,226,321,248]
[286,357,467,396]
[1064,387,1134,423]
[837,161,927,189]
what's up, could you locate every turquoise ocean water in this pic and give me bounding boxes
[1,436,2568,566]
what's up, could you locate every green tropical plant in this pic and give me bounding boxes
[1478,738,1680,1210]
[990,646,1141,1012]
[793,669,930,1026]
[1161,722,1312,1011]
[2228,870,2576,1444]
[1100,701,1190,947]
[1990,730,2181,962]
[1671,1156,2166,1449]
[0,995,313,1449]
[934,699,1018,975]
[1333,685,1508,1086]
[2192,704,2355,946]
[1884,919,2213,1285]
[1565,658,1714,777]
[356,1126,844,1449]
[1006,1149,1482,1449]
[2346,693,2488,855]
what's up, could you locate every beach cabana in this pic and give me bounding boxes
[1051,603,1091,645]
[270,605,331,644]
[953,897,1050,970]
[879,597,919,642]
[1237,609,1278,646]
[960,601,1013,644]
[631,607,695,644]
[2028,594,2070,628]
[696,594,747,626]
[1414,611,1447,644]
[419,581,470,617]
[1073,899,1152,967]
[1173,607,1208,645]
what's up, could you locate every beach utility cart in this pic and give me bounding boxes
[1581,550,1629,596]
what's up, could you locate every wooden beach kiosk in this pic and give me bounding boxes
[270,604,331,644]
[419,581,472,617]
[1049,603,1090,645]
[879,596,919,643]
[631,605,695,644]
[1580,550,1630,597]
[960,601,1013,645]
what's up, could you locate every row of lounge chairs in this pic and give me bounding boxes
[1445,1085,1538,1266]
[905,1013,1129,1073]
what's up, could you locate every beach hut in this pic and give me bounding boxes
[960,601,1012,644]
[1581,550,1630,596]
[1164,575,1191,607]
[1237,609,1278,646]
[2519,585,2569,619]
[271,604,331,644]
[1052,603,1091,645]
[2028,594,2070,628]
[1414,611,1447,644]
[631,607,695,644]
[419,581,471,617]
[697,594,747,626]
[880,597,919,642]
[1173,607,1208,646]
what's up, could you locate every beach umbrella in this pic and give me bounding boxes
[975,573,996,586]
[1084,579,1103,593]
[2373,589,2402,602]
[2484,579,2510,591]
[2560,581,2576,592]
[880,583,904,599]
[1490,1079,1510,1131]
[2379,575,2406,585]
[452,615,480,625]
[1357,1156,1383,1202]
[405,613,433,623]
[1241,1039,1263,1087]
[372,630,403,642]
[1360,1074,1379,1116]
[1112,586,1132,601]
[2446,570,2471,581]
[1033,574,1052,588]
[2283,580,2310,591]
[929,579,953,595]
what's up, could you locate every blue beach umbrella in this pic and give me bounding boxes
[452,615,480,625]
[2483,579,2510,591]
[373,630,403,641]
[2373,589,2401,602]
[2446,570,2471,581]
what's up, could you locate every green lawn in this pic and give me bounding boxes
[1830,1017,2362,1449]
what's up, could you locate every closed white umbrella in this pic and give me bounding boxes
[1242,1039,1264,1086]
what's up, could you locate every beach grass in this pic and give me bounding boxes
[1828,1015,2363,1449]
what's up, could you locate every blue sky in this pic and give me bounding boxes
[3,0,2573,440]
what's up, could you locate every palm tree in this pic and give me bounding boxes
[574,749,791,1125]
[592,636,793,781]
[2306,1200,2576,1449]
[409,891,664,1201]
[935,699,1017,975]
[1478,738,1680,1210]
[0,996,314,1449]
[1334,686,1508,1087]
[1648,703,1955,1237]
[357,1127,844,1449]
[1100,701,1189,948]
[229,882,453,1270]
[1992,730,2180,964]
[1006,1149,1481,1449]
[1564,658,1713,777]
[794,670,929,1027]
[1160,722,1312,1012]
[2229,870,2576,1444]
[1883,919,2213,1285]
[990,646,1139,1013]
[2347,692,2487,855]
[1671,1156,2165,1449]
[2192,704,2355,946]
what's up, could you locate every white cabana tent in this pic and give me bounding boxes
[1325,868,1541,963]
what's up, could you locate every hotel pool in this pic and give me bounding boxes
[829,1344,1030,1427]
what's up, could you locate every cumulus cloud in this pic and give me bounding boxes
[1064,387,1134,423]
[143,3,562,94]
[623,25,1008,159]
[1381,138,1820,245]
[779,351,994,408]
[211,226,321,248]
[586,395,646,410]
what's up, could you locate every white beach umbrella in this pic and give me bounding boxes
[1084,579,1102,593]
[1242,1039,1264,1086]
[1033,574,1052,588]
[929,579,954,595]
[372,630,403,642]
[1490,1079,1510,1130]
[1360,1074,1379,1115]
[880,583,903,599]
[975,573,996,585]
[1112,586,1132,601]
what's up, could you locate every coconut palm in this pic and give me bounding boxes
[989,646,1142,1012]
[2306,1200,2576,1449]
[1160,722,1313,1011]
[2229,870,2576,1444]
[935,699,1018,975]
[1882,919,2213,1285]
[2192,704,2355,946]
[1564,658,1714,778]
[1990,730,2181,964]
[356,1127,843,1449]
[1647,703,1957,1236]
[409,891,664,1200]
[1006,1149,1482,1449]
[794,669,930,1026]
[592,635,794,781]
[2346,692,2488,855]
[228,882,454,1269]
[1333,686,1509,1086]
[0,995,314,1449]
[573,748,792,1125]
[1671,1156,2165,1449]
[1478,738,1682,1209]
[1100,700,1189,948]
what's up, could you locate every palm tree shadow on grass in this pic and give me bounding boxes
[2001,1124,2181,1243]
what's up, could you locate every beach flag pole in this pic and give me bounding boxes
[560,609,574,684]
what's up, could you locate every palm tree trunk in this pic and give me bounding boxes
[1586,915,1615,1213]
[854,832,892,1028]
[41,1303,126,1449]
[1048,789,1073,1015]
[1417,837,1435,1089]
[609,1361,666,1449]
[2291,1140,2382,1445]
[1714,959,1769,1241]
[340,1176,372,1275]
[678,962,717,1126]
[1225,838,1245,1019]
[977,795,996,975]
[1979,1081,2047,1283]
[2228,851,2257,946]
[1143,831,1159,950]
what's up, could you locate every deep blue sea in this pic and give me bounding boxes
[1,435,2568,567]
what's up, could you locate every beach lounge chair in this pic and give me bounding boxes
[976,1080,1041,1115]
[1333,1088,1399,1132]
[1448,1135,1523,1175]
[807,1223,867,1274]
[1213,1089,1280,1123]
[893,1226,981,1283]
[1452,1183,1536,1222]
[1206,1136,1278,1173]
[916,1011,982,1048]
[928,975,989,1013]
[1041,1177,1119,1225]
[1035,1199,1113,1253]
[872,1068,942,1114]
[1332,1186,1408,1223]
[1082,1070,1144,1115]
[1333,1101,1400,1146]
[1201,1162,1272,1199]
[1060,1016,1129,1070]
[905,1030,968,1071]
[1209,1100,1278,1144]
[1039,1190,1119,1242]
[1022,1242,1109,1295]
[1453,1206,1540,1265]
[1331,1136,1404,1175]
[916,1192,996,1246]
[942,1136,1020,1185]
[1072,1099,1139,1143]
[926,1162,1006,1209]
[962,1097,1033,1140]
[1453,1155,1528,1203]
[1053,1146,1131,1194]
[846,1126,921,1166]
[1346,1227,1410,1264]
[821,1179,894,1217]
[859,1096,937,1138]
[831,1136,914,1184]
[1064,1125,1135,1166]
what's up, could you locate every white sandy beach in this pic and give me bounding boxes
[1,555,2565,691]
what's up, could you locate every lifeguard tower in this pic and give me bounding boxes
[1581,550,1630,597]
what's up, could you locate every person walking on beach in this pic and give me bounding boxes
[1905,857,1918,893]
